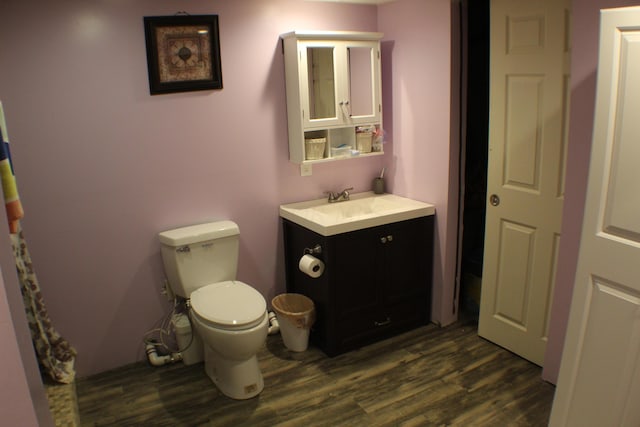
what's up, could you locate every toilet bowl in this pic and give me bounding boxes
[189,281,268,399]
[158,221,269,400]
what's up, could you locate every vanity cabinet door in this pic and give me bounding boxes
[331,226,382,319]
[330,227,386,354]
[380,216,433,327]
[329,226,384,351]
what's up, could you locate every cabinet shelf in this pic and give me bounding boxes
[301,150,384,165]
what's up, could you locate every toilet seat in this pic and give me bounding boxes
[190,281,266,330]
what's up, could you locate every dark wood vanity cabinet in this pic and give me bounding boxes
[282,215,434,356]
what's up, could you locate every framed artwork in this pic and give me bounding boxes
[144,15,223,95]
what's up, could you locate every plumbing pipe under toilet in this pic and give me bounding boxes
[268,311,279,335]
[145,342,183,367]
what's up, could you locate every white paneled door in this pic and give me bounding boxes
[550,6,640,426]
[478,0,571,365]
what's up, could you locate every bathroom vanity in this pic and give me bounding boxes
[280,193,435,356]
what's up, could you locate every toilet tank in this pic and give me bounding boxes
[158,221,240,298]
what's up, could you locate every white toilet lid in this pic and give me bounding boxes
[190,281,266,328]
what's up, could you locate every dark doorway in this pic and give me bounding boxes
[460,0,489,317]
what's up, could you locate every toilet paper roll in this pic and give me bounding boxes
[298,254,325,278]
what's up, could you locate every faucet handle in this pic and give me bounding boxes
[324,191,338,202]
[341,187,354,197]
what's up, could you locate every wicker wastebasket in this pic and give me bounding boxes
[271,293,315,352]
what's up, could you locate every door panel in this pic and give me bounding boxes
[504,75,543,190]
[603,31,640,240]
[494,220,535,328]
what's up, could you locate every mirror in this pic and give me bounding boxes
[305,45,376,122]
[348,47,374,118]
[307,47,336,120]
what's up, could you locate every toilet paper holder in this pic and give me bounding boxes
[303,244,322,256]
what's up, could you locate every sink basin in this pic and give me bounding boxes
[279,192,435,236]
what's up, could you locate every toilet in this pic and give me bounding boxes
[158,221,268,400]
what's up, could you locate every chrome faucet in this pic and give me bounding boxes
[325,187,353,203]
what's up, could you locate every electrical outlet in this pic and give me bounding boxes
[300,163,312,176]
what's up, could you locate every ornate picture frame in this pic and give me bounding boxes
[144,15,223,95]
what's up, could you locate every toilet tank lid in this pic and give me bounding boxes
[158,221,239,247]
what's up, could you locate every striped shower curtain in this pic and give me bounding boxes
[1,102,76,384]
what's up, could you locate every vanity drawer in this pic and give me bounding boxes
[336,299,429,354]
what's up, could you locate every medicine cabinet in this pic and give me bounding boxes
[281,31,383,164]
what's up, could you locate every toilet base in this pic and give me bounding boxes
[204,346,264,400]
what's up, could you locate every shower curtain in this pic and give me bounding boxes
[1,101,76,384]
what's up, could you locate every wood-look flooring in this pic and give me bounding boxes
[74,318,555,426]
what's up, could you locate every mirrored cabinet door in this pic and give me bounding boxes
[346,43,380,124]
[300,43,342,128]
[307,47,337,121]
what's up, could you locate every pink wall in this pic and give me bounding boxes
[542,0,640,383]
[0,0,455,377]
[379,0,458,326]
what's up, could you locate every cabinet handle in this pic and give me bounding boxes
[380,235,393,244]
[339,100,351,117]
[374,317,391,327]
